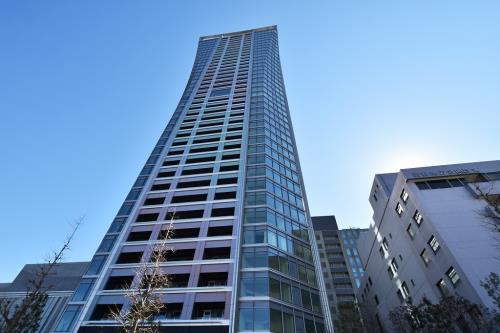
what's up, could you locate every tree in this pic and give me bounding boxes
[471,174,500,244]
[111,222,174,333]
[389,295,492,333]
[481,272,500,328]
[0,217,83,333]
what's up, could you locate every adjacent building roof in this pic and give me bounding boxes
[1,262,89,293]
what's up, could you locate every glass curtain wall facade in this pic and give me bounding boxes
[53,26,332,333]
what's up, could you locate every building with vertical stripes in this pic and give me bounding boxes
[51,26,333,333]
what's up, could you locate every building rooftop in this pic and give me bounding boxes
[200,25,277,41]
[1,261,89,293]
[312,215,339,230]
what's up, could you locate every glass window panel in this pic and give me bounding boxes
[240,278,253,296]
[281,282,292,303]
[54,305,81,332]
[283,312,295,333]
[255,277,269,296]
[292,286,302,307]
[238,308,253,331]
[86,255,106,275]
[301,289,312,310]
[72,279,94,302]
[295,316,305,333]
[270,308,283,333]
[270,278,281,300]
[305,319,316,333]
[254,308,269,331]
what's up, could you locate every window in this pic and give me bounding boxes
[151,183,170,191]
[395,202,404,216]
[136,213,159,222]
[207,225,233,236]
[166,209,204,220]
[400,189,409,203]
[420,248,431,265]
[374,295,379,305]
[413,210,423,226]
[210,88,231,97]
[176,179,211,189]
[436,279,449,295]
[382,237,389,251]
[116,252,143,264]
[406,224,415,239]
[211,207,235,217]
[203,247,231,260]
[86,255,106,275]
[90,304,122,320]
[388,266,395,279]
[171,193,208,203]
[127,231,152,242]
[104,276,134,290]
[428,235,440,253]
[446,266,461,287]
[54,305,82,331]
[72,279,94,302]
[391,258,399,272]
[198,272,228,287]
[144,197,165,206]
[401,281,410,299]
[97,235,117,252]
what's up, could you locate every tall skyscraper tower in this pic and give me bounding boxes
[53,26,332,333]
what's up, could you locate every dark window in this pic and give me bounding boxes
[198,272,228,287]
[144,197,165,206]
[157,171,175,178]
[155,303,183,320]
[136,213,159,222]
[211,207,235,217]
[189,145,218,153]
[428,179,451,189]
[196,129,222,136]
[151,183,170,191]
[161,228,200,239]
[176,179,211,188]
[90,304,122,320]
[220,164,239,172]
[162,160,180,166]
[127,231,151,242]
[191,302,225,320]
[222,153,240,160]
[171,193,208,203]
[186,155,216,163]
[415,181,430,190]
[104,276,134,290]
[166,210,204,220]
[181,167,213,176]
[168,274,190,287]
[203,247,231,260]
[207,226,233,236]
[163,249,195,262]
[217,177,238,185]
[116,252,143,264]
[214,191,236,200]
[193,136,220,144]
[224,143,240,150]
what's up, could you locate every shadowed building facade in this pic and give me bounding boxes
[51,26,333,333]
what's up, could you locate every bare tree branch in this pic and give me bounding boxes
[111,217,175,333]
[0,217,84,333]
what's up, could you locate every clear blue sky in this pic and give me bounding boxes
[1,1,499,281]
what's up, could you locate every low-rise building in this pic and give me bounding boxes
[356,160,500,332]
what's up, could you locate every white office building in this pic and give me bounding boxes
[356,160,500,332]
